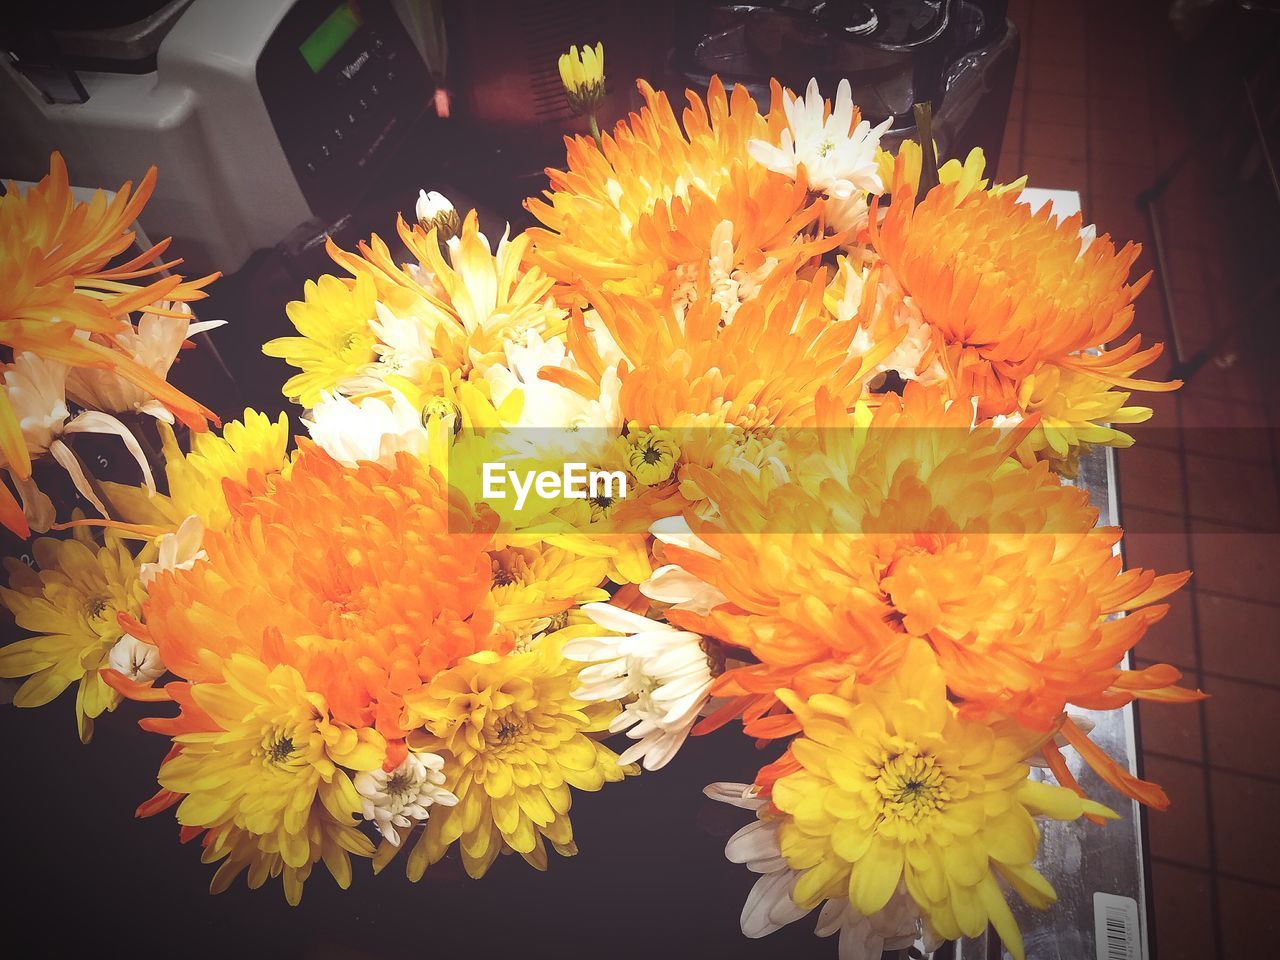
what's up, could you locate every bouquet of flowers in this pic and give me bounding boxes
[1,43,1201,960]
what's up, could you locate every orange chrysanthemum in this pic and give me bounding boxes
[0,153,219,535]
[667,383,1200,807]
[554,267,899,435]
[141,445,511,744]
[869,167,1178,465]
[525,78,836,307]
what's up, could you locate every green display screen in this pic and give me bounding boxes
[299,3,363,73]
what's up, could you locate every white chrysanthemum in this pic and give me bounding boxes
[563,602,714,771]
[641,563,728,616]
[107,633,165,683]
[367,300,439,382]
[705,782,934,960]
[140,514,206,587]
[642,518,729,614]
[485,329,622,460]
[649,515,719,557]
[670,220,778,326]
[66,303,225,422]
[302,390,428,466]
[748,78,892,200]
[831,260,945,388]
[825,192,871,237]
[354,750,457,847]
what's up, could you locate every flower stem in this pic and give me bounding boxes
[913,101,939,194]
[588,112,601,147]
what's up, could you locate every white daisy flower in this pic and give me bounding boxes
[302,389,428,467]
[367,300,439,382]
[831,260,945,389]
[748,78,892,200]
[640,516,729,615]
[353,751,457,847]
[670,220,778,327]
[485,329,622,462]
[563,602,715,771]
[640,563,728,616]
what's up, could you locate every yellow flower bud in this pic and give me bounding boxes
[558,42,605,117]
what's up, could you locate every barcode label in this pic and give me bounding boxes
[1093,892,1141,960]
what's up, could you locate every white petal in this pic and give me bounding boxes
[725,819,782,865]
[741,870,805,938]
[703,782,763,810]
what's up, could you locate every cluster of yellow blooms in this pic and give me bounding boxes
[0,42,1201,960]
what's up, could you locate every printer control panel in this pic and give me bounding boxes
[256,0,429,215]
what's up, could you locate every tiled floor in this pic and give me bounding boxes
[1003,1,1280,957]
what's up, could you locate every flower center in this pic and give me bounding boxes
[385,772,414,800]
[817,137,836,158]
[640,443,664,465]
[494,715,525,745]
[83,595,111,621]
[874,750,952,824]
[268,735,296,764]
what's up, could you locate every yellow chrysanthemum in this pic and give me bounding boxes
[0,526,151,740]
[1014,352,1160,475]
[398,634,630,879]
[102,409,291,533]
[624,424,681,485]
[152,655,385,905]
[263,272,379,406]
[771,642,1117,960]
[488,543,610,645]
[325,211,566,390]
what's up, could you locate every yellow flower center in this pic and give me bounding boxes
[817,137,836,158]
[339,332,367,357]
[874,750,953,825]
[83,595,111,621]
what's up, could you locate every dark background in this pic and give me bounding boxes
[0,692,817,959]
